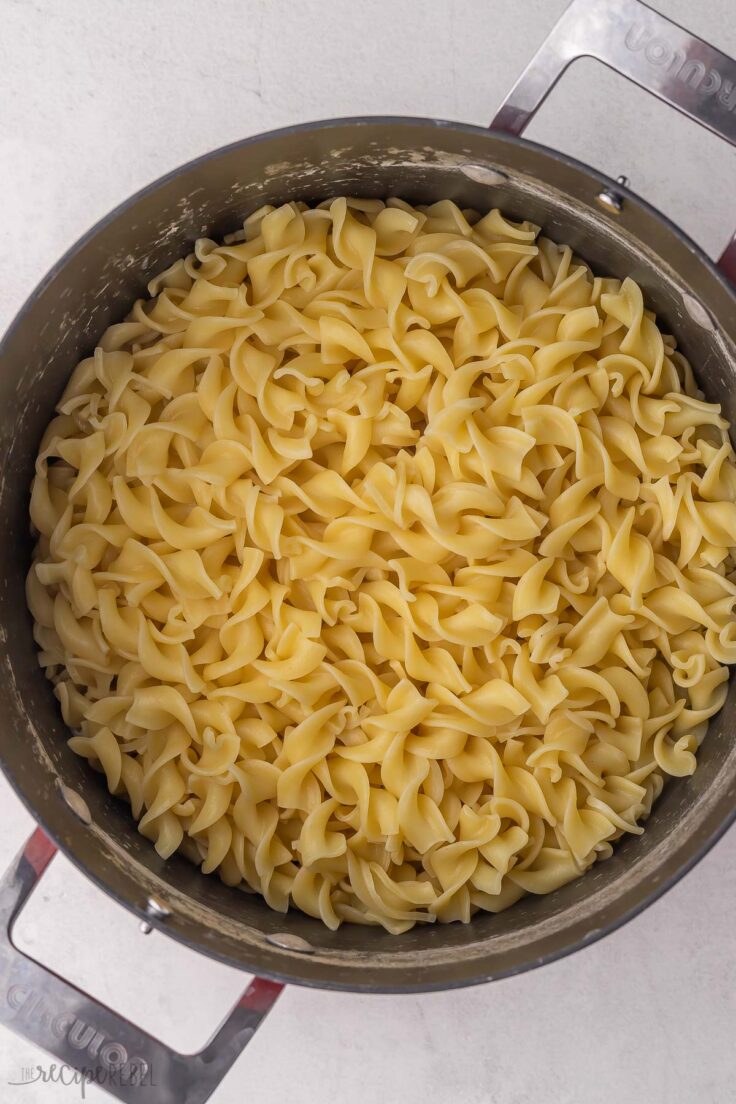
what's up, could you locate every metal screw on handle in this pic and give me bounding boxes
[595,175,630,214]
[139,895,172,935]
[491,0,736,281]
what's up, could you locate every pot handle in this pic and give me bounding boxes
[0,828,283,1104]
[491,0,736,276]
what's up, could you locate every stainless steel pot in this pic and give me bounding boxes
[1,1,735,1100]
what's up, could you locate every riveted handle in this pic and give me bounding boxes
[0,829,283,1104]
[491,0,736,278]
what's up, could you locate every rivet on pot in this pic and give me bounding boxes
[139,895,172,935]
[460,163,509,187]
[265,932,315,954]
[681,292,715,331]
[595,175,629,214]
[56,780,92,826]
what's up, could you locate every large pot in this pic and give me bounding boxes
[1,1,735,1100]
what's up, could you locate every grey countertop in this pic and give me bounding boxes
[1,2,735,1101]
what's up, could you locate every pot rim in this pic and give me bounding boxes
[2,113,735,992]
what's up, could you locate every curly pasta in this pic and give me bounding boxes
[28,197,736,933]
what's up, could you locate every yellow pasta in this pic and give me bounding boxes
[27,197,736,933]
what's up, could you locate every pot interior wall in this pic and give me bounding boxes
[1,119,735,990]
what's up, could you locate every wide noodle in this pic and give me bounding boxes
[27,197,736,932]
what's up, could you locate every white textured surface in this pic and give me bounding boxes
[1,1,735,1101]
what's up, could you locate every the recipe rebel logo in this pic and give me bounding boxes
[8,1061,157,1099]
[5,983,152,1096]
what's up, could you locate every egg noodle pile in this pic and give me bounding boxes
[28,197,736,932]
